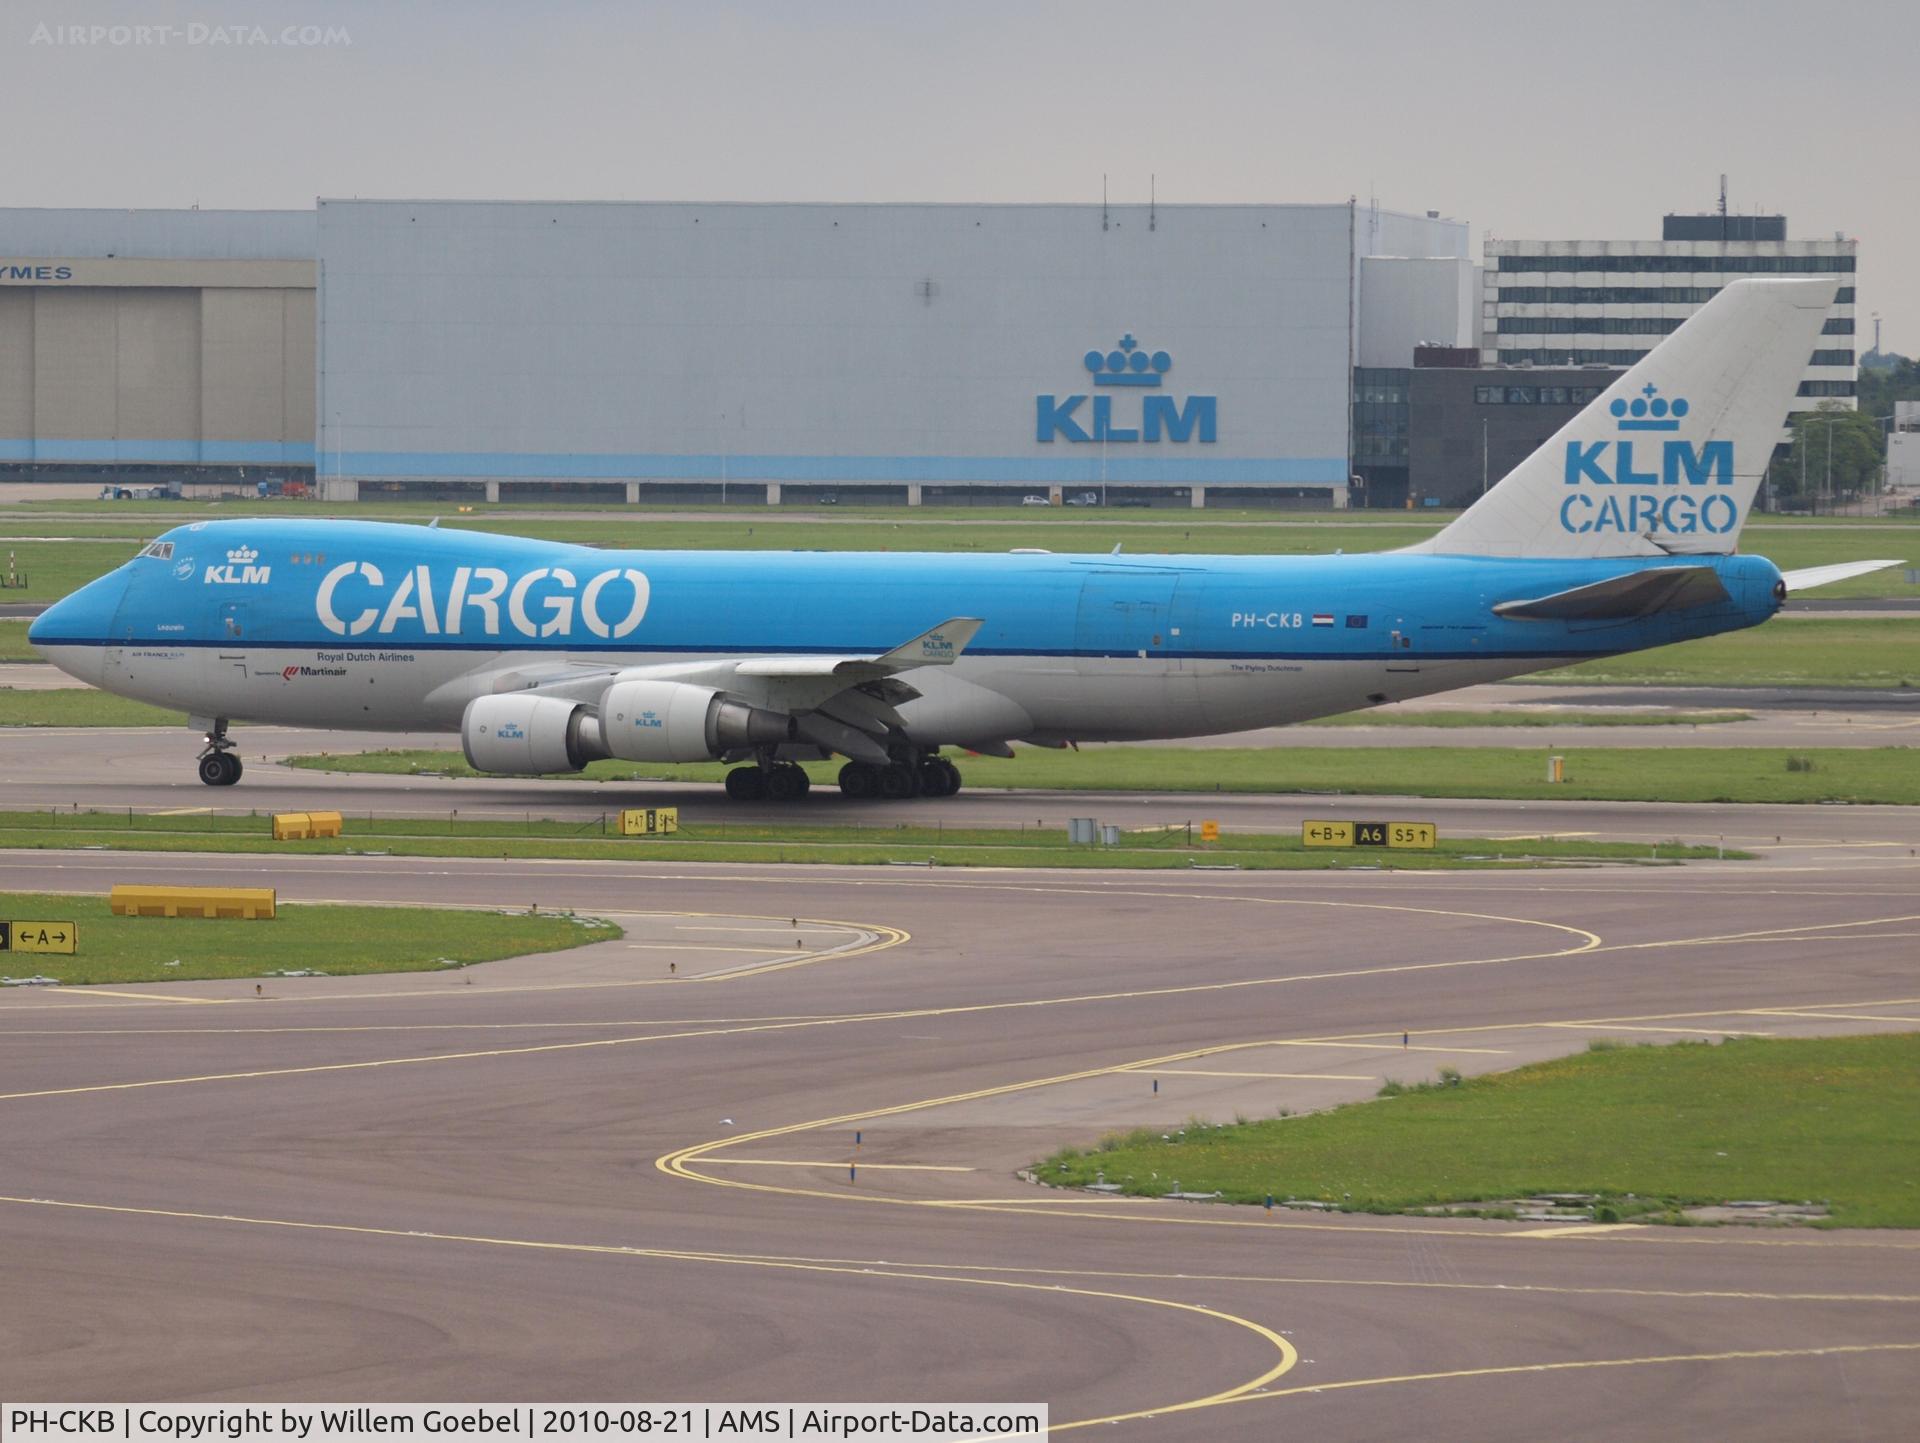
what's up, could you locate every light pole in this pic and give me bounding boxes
[1799,415,1845,516]
[1481,416,1489,495]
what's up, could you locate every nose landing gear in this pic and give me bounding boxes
[196,721,243,787]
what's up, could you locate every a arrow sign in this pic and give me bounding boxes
[5,920,78,955]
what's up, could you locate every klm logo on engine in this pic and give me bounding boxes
[1560,386,1738,535]
[204,544,271,585]
[636,710,664,730]
[1037,334,1217,444]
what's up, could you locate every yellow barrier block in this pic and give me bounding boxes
[272,810,343,840]
[110,885,277,920]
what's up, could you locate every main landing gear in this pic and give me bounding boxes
[836,755,961,801]
[718,753,962,803]
[722,761,811,803]
[196,721,243,787]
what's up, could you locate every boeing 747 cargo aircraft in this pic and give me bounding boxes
[30,279,1899,801]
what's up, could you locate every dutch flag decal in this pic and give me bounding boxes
[1311,613,1334,627]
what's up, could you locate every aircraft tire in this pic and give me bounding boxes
[937,758,961,796]
[838,762,878,800]
[765,765,808,803]
[878,762,920,801]
[724,766,768,802]
[198,753,240,787]
[917,760,953,797]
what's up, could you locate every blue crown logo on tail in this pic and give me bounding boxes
[1612,384,1690,433]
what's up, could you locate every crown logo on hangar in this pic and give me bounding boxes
[1084,334,1172,388]
[1611,384,1690,433]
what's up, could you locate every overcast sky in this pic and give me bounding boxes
[6,0,1915,355]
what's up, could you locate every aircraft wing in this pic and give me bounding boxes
[1492,566,1730,621]
[1778,559,1905,593]
[452,617,991,764]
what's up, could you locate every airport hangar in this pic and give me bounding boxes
[0,199,1474,509]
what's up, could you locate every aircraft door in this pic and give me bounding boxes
[101,583,139,680]
[1071,568,1189,728]
[1074,569,1179,658]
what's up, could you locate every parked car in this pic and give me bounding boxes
[1021,494,1053,506]
[1064,491,1100,507]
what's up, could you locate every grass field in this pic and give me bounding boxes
[0,687,185,727]
[0,890,616,985]
[292,744,1920,806]
[3,507,1914,599]
[0,808,1735,870]
[1306,709,1749,728]
[1536,617,1919,688]
[0,685,1751,731]
[0,621,33,662]
[5,614,1912,690]
[1035,1034,1920,1228]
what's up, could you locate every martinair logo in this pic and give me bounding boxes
[1037,334,1217,444]
[204,544,271,585]
[281,664,346,680]
[1560,385,1737,536]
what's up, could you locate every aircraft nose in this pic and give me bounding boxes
[28,569,130,686]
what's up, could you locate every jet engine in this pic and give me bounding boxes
[461,694,607,775]
[597,679,795,762]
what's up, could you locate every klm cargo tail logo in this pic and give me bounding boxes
[1561,386,1737,535]
[1037,334,1217,444]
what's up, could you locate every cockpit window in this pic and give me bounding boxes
[137,541,175,560]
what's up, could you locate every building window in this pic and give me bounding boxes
[1494,284,1725,305]
[1808,350,1856,367]
[1496,316,1685,336]
[1474,386,1503,404]
[1797,380,1857,397]
[1493,348,1651,367]
[1822,318,1854,335]
[1496,253,1855,274]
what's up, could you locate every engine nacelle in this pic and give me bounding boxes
[461,693,607,775]
[598,679,795,762]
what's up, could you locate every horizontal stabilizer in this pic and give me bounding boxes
[1779,559,1906,594]
[1493,566,1729,621]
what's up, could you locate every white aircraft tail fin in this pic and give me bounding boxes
[1408,278,1838,559]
